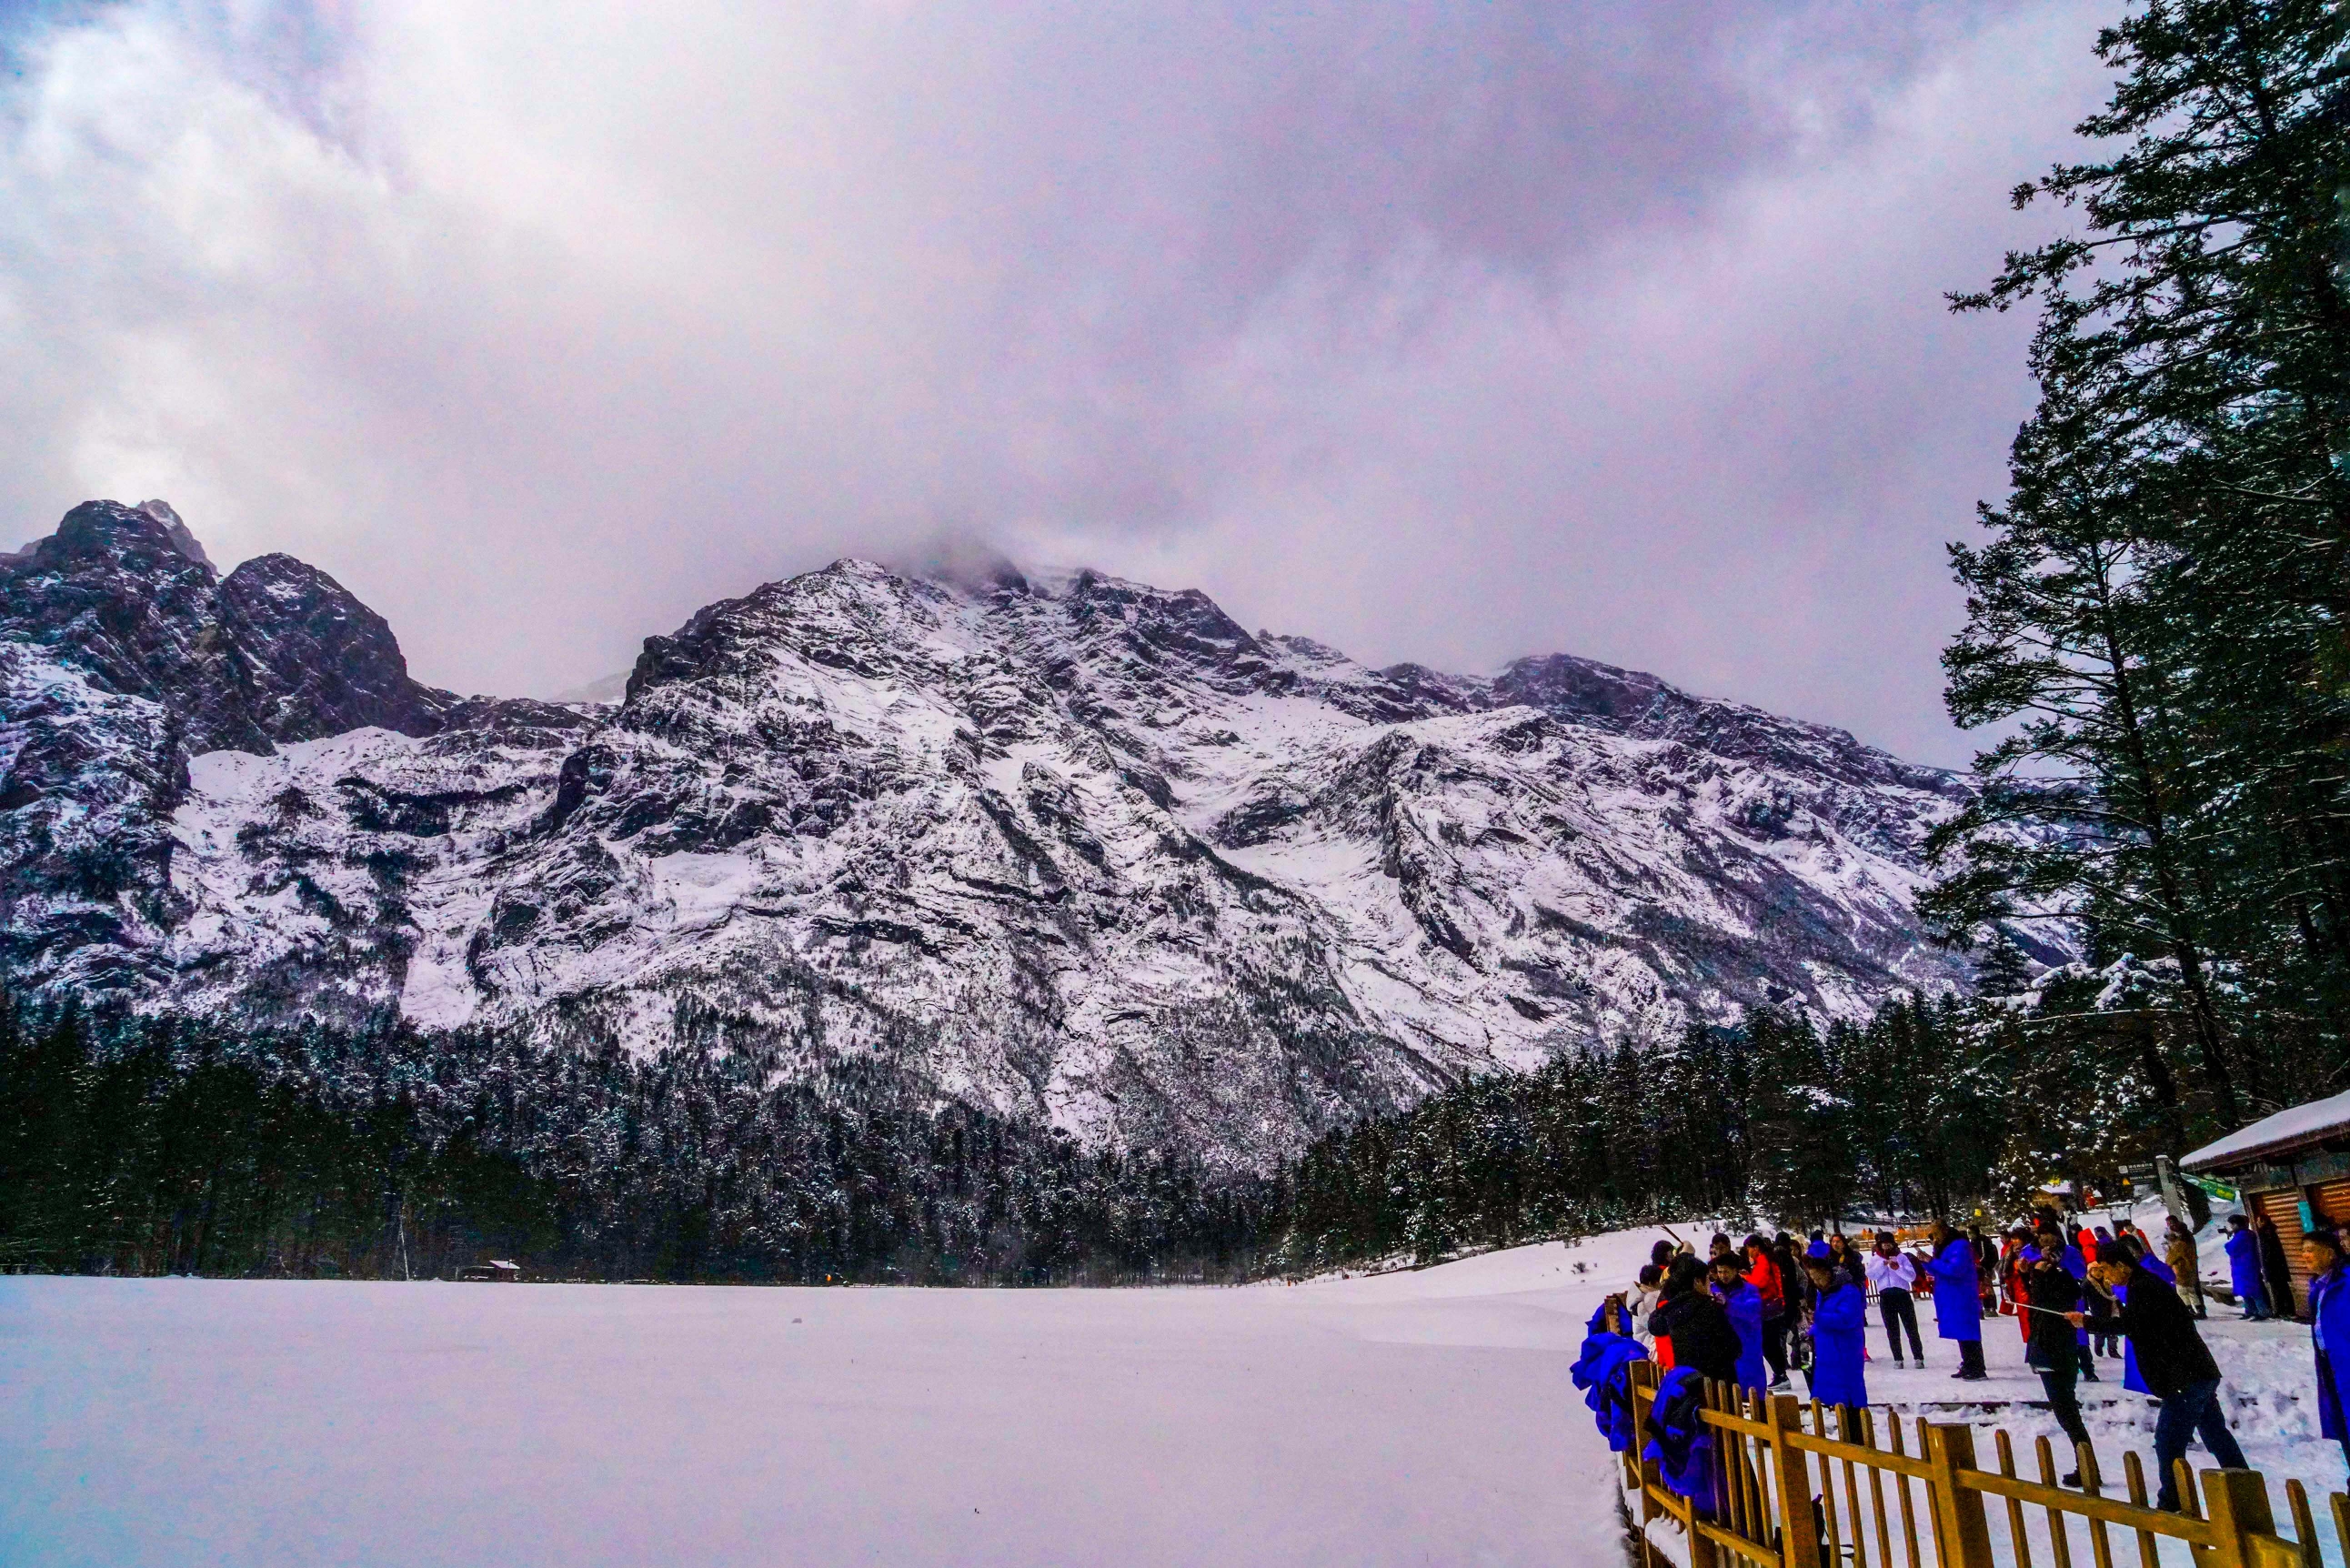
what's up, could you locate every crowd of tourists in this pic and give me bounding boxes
[1574,1207,2350,1516]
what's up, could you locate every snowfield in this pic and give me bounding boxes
[0,1256,1630,1568]
[8,1217,2334,1568]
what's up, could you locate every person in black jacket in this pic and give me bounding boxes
[1651,1255,1741,1386]
[2074,1241,2249,1511]
[2023,1246,2092,1483]
[2255,1213,2297,1322]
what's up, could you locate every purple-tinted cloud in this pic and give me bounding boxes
[0,0,2109,763]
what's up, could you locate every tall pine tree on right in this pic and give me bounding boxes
[1931,0,2350,1142]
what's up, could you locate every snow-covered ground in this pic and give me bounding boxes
[5,1213,2333,1568]
[0,1260,1628,1568]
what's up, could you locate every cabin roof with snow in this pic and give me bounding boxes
[2181,1089,2350,1174]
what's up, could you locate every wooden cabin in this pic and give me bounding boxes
[2181,1090,2350,1314]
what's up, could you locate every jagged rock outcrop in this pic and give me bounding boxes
[0,499,1987,1168]
[0,499,451,752]
[0,501,590,1004]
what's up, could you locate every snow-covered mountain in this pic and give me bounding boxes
[0,500,1976,1166]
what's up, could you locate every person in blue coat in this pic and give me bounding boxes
[1927,1221,1988,1380]
[1803,1251,1868,1416]
[2119,1236,2176,1396]
[1710,1253,1770,1393]
[2225,1215,2271,1320]
[2303,1226,2350,1478]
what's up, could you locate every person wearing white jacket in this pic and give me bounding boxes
[1626,1263,1664,1352]
[1866,1231,1926,1367]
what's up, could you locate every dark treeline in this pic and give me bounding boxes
[0,992,1275,1284]
[1281,972,2205,1274]
[0,969,2228,1286]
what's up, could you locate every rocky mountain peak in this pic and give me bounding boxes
[0,500,236,744]
[216,553,448,745]
[0,522,1998,1167]
[22,498,216,581]
[134,499,214,570]
[0,499,454,755]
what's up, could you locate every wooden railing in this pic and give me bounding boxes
[1619,1359,2345,1568]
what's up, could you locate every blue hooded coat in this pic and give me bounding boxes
[2311,1265,2350,1442]
[1642,1367,1723,1519]
[2120,1254,2174,1395]
[1808,1278,1868,1410]
[1927,1237,1983,1342]
[1572,1303,1650,1453]
[1720,1278,1768,1392]
[2225,1227,2267,1308]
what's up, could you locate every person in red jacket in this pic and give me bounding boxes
[1744,1232,1790,1389]
[2001,1228,2034,1344]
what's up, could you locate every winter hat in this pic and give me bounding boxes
[1806,1241,1831,1261]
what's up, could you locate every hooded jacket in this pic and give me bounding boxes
[1926,1238,1983,1342]
[1572,1302,1651,1453]
[2313,1264,2350,1441]
[1808,1278,1867,1409]
[1641,1367,1723,1518]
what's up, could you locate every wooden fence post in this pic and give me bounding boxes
[2202,1468,2279,1568]
[1767,1394,1821,1568]
[1923,1422,1995,1568]
[1630,1361,1662,1523]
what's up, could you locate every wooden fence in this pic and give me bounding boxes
[1619,1359,2345,1568]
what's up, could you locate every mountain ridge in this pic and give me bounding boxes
[0,501,1985,1166]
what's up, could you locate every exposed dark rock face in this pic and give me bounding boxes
[1492,651,1963,804]
[0,498,1993,1168]
[0,499,453,754]
[0,501,249,748]
[0,500,591,1008]
[215,552,451,744]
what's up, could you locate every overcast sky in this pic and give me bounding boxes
[0,0,2114,764]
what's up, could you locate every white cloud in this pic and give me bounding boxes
[0,0,2110,763]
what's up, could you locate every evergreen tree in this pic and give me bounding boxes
[1936,0,2350,1128]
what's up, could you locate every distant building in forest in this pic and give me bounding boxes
[456,1260,523,1283]
[2182,1091,2350,1313]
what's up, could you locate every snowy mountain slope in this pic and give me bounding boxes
[0,501,590,1008]
[0,501,1977,1165]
